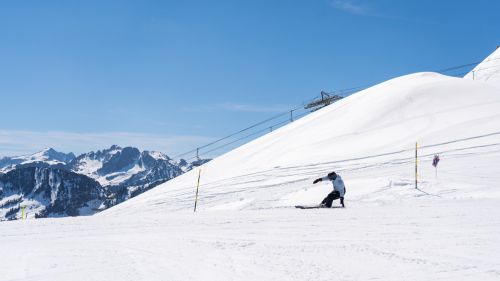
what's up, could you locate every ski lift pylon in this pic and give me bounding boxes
[304,90,343,111]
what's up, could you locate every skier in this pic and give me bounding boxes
[313,171,346,208]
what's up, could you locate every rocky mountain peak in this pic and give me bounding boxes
[33,148,76,163]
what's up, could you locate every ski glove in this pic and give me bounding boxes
[313,178,322,184]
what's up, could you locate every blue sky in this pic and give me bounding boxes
[0,0,498,157]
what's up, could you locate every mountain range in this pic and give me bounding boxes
[0,146,207,220]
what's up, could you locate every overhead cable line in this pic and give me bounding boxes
[173,60,485,162]
[173,104,306,159]
[436,62,479,73]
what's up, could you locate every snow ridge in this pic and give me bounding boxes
[464,46,500,88]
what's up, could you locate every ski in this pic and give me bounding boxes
[295,205,323,209]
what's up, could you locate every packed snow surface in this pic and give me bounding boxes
[2,72,500,280]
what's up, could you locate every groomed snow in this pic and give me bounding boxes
[1,71,500,280]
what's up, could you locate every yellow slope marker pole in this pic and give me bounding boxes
[194,169,202,212]
[21,206,25,220]
[415,142,418,189]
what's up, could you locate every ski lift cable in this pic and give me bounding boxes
[198,121,288,158]
[173,95,337,160]
[173,105,308,159]
[172,60,485,161]
[183,110,312,162]
[323,85,369,96]
[447,71,469,77]
[183,112,311,162]
[436,62,480,73]
[439,58,500,74]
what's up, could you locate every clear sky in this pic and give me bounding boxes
[0,0,499,157]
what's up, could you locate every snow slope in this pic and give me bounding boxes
[108,72,500,215]
[1,72,500,280]
[464,46,500,88]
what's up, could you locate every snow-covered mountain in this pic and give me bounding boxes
[0,167,104,220]
[464,46,500,88]
[69,145,185,203]
[0,148,76,173]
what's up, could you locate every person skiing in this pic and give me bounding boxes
[313,171,346,208]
